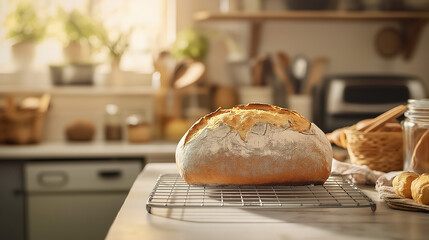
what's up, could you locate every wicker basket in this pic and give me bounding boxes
[0,94,50,144]
[344,128,403,172]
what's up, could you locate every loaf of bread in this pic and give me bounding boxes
[392,172,420,198]
[411,174,429,205]
[176,104,333,186]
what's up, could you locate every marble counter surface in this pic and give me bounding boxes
[107,163,429,240]
[0,141,177,160]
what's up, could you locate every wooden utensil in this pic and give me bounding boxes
[277,51,290,69]
[303,57,328,95]
[252,56,264,86]
[6,96,16,118]
[266,56,287,107]
[272,61,295,95]
[154,51,175,89]
[173,61,206,89]
[274,52,295,95]
[38,94,51,113]
[356,105,407,133]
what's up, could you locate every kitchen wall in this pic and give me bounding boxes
[176,0,429,88]
[1,88,155,142]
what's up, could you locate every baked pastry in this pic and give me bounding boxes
[176,104,333,186]
[65,119,96,141]
[392,172,419,198]
[411,174,429,205]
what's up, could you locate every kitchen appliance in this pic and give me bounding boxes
[312,75,427,133]
[25,159,143,240]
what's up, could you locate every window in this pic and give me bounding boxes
[0,0,175,81]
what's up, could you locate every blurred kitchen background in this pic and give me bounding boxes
[0,0,428,240]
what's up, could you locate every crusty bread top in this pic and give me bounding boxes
[184,103,311,145]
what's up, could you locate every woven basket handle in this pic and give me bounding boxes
[356,105,406,133]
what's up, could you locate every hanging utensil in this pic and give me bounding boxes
[303,57,328,95]
[251,56,265,86]
[266,56,287,108]
[173,61,206,89]
[274,51,295,95]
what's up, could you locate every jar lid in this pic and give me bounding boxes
[126,114,146,126]
[106,104,119,115]
[408,99,429,109]
[406,99,429,119]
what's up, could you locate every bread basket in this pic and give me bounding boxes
[343,126,403,172]
[0,94,50,144]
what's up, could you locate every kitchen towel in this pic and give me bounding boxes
[331,159,429,213]
[375,172,429,213]
[331,159,384,185]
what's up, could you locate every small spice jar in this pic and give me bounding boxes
[127,113,151,143]
[104,104,122,141]
[402,99,429,174]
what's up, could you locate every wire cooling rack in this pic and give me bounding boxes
[146,174,376,213]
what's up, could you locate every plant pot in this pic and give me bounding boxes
[63,41,93,63]
[109,58,124,86]
[11,41,36,71]
[49,63,95,86]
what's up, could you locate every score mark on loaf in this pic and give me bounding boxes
[176,104,333,186]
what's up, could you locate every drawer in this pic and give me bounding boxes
[25,160,142,192]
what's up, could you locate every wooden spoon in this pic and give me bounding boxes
[274,52,295,95]
[252,56,264,86]
[173,61,205,89]
[277,51,290,69]
[303,57,328,95]
[38,94,51,113]
[272,61,295,95]
[411,129,429,174]
[356,105,407,133]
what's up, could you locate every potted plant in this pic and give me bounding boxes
[5,1,46,70]
[59,9,99,63]
[96,26,132,86]
[49,9,100,86]
[171,28,209,61]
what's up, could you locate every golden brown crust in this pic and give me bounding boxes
[411,174,429,205]
[392,172,419,198]
[175,103,333,186]
[184,103,311,145]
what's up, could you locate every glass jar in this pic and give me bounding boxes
[104,104,122,141]
[402,99,429,174]
[127,113,151,143]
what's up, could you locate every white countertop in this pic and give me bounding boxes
[107,163,429,240]
[0,141,177,159]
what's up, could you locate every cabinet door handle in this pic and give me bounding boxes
[38,171,68,187]
[98,170,122,179]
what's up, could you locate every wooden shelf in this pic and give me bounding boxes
[0,85,156,96]
[195,11,428,60]
[195,11,429,21]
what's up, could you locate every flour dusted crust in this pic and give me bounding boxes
[176,104,333,186]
